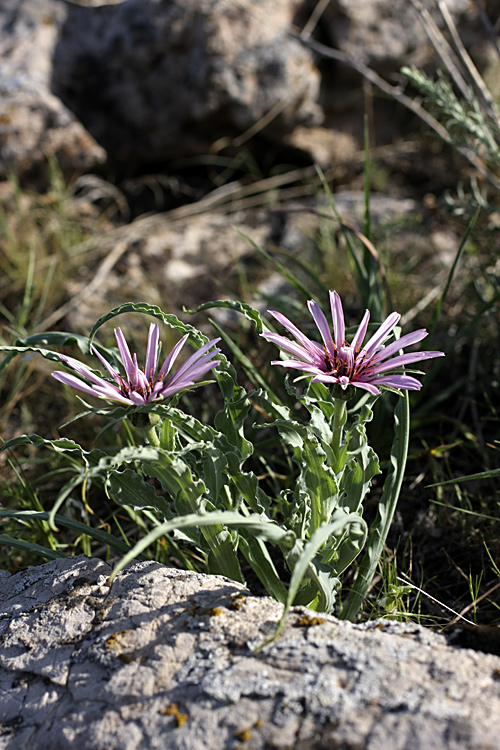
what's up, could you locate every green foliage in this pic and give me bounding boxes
[402,66,500,168]
[0,297,411,627]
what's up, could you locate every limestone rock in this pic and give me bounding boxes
[51,0,322,169]
[1,555,500,749]
[0,0,106,182]
[318,0,480,75]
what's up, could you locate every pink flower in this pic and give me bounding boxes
[261,291,444,396]
[52,323,221,406]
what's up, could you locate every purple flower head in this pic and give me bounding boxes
[52,323,221,406]
[261,291,444,396]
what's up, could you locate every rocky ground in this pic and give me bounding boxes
[1,556,500,750]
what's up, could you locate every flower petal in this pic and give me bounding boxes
[164,339,220,387]
[372,373,423,391]
[58,355,115,389]
[158,334,189,379]
[370,329,429,364]
[114,328,135,377]
[330,290,345,351]
[308,300,335,358]
[350,309,370,351]
[261,332,323,365]
[266,311,322,359]
[271,359,326,374]
[363,312,400,357]
[145,323,159,380]
[371,350,445,374]
[51,371,133,404]
[90,346,121,383]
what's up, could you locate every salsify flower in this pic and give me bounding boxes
[52,323,221,406]
[261,291,444,396]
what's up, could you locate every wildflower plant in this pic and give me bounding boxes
[0,294,442,632]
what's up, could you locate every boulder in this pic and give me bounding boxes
[1,555,500,749]
[50,0,322,169]
[0,0,492,181]
[0,0,106,182]
[310,0,481,75]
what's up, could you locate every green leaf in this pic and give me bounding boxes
[190,298,269,336]
[210,318,283,404]
[1,434,101,465]
[341,404,380,514]
[0,332,91,374]
[0,510,142,558]
[262,417,340,532]
[108,510,294,583]
[88,302,209,350]
[238,532,288,603]
[262,510,367,647]
[203,448,228,506]
[0,535,67,561]
[428,467,500,486]
[106,469,172,518]
[17,331,91,355]
[340,391,410,621]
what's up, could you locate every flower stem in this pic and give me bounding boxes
[144,425,160,447]
[340,390,410,620]
[331,398,347,473]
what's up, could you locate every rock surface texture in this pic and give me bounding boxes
[0,0,106,181]
[51,0,322,168]
[1,556,500,750]
[322,0,477,73]
[0,0,490,178]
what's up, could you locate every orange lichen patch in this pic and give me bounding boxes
[104,630,136,662]
[104,630,131,650]
[231,595,246,611]
[206,607,223,617]
[234,727,252,741]
[161,703,188,727]
[234,718,264,744]
[181,600,225,618]
[297,614,326,627]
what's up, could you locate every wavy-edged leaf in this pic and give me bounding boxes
[106,469,172,518]
[238,532,288,603]
[262,510,367,647]
[108,510,294,583]
[88,301,210,350]
[190,298,269,336]
[340,391,410,621]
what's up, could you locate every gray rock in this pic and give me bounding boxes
[50,0,322,169]
[319,0,479,74]
[0,0,491,180]
[1,555,500,749]
[0,0,106,181]
[0,0,320,179]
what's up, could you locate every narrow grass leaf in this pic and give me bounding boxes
[0,536,66,561]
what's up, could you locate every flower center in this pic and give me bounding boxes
[119,368,164,402]
[324,344,353,376]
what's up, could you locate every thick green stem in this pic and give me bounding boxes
[331,398,347,473]
[340,391,410,621]
[144,425,160,447]
[128,411,162,447]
